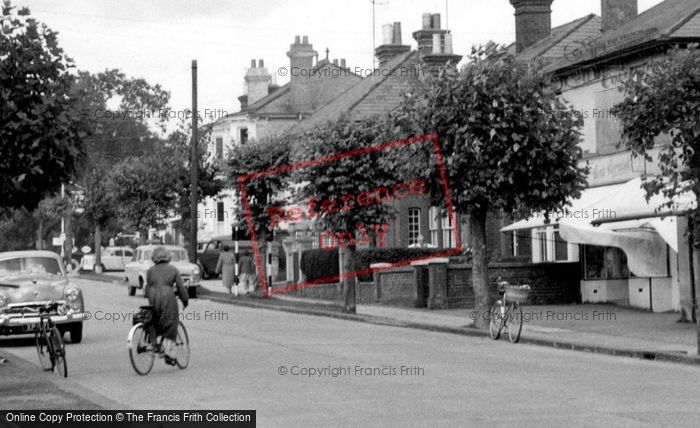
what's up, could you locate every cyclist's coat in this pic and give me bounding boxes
[145,262,189,340]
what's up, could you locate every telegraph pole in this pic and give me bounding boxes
[189,60,199,263]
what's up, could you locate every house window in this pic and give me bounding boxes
[583,245,629,280]
[408,208,421,246]
[215,137,223,159]
[554,230,568,261]
[511,230,530,257]
[217,202,225,222]
[441,215,455,248]
[240,128,248,145]
[429,207,440,247]
[535,229,548,262]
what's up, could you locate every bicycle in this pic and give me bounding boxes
[488,279,530,343]
[127,305,190,375]
[34,301,68,377]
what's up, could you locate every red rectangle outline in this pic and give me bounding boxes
[237,133,462,295]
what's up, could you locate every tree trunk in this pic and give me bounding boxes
[94,225,102,270]
[469,210,490,329]
[339,245,357,313]
[36,221,44,250]
[139,229,147,245]
[693,244,700,355]
[63,212,73,267]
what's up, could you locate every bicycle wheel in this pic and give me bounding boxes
[507,303,524,343]
[173,321,190,369]
[35,328,53,371]
[128,323,155,375]
[49,327,67,377]
[488,301,504,340]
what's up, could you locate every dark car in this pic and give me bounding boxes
[196,236,254,279]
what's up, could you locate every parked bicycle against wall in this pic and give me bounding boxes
[34,301,68,377]
[488,278,530,343]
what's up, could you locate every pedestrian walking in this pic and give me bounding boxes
[215,245,237,297]
[238,249,256,295]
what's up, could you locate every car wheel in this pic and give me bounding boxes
[198,262,209,280]
[127,278,136,296]
[68,323,83,344]
[188,287,197,299]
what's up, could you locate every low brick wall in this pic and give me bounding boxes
[292,261,581,308]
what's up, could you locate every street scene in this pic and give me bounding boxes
[2,0,700,427]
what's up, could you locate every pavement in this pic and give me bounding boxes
[196,278,700,365]
[3,276,700,426]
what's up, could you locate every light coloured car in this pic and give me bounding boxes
[0,251,85,343]
[124,245,201,298]
[80,246,134,272]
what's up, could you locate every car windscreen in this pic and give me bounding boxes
[0,257,64,278]
[169,250,189,262]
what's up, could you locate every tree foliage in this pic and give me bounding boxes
[228,135,292,239]
[611,45,700,237]
[292,116,403,311]
[0,1,88,211]
[393,43,588,327]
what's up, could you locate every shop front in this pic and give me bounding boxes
[501,151,696,316]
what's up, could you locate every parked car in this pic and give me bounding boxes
[80,246,134,272]
[0,250,85,343]
[197,236,254,279]
[125,245,201,298]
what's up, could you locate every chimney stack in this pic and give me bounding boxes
[510,0,553,53]
[375,21,411,66]
[287,35,318,112]
[412,13,462,74]
[243,58,271,106]
[601,0,637,33]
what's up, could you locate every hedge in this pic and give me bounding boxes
[300,247,450,282]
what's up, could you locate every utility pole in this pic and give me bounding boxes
[189,60,199,264]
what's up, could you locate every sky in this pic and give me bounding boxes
[15,0,665,124]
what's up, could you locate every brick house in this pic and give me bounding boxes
[286,13,462,254]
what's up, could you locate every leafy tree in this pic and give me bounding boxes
[293,116,402,312]
[393,43,588,328]
[161,119,223,251]
[71,69,170,166]
[611,45,700,333]
[228,136,292,292]
[80,164,115,268]
[0,1,88,212]
[106,153,177,244]
[32,195,69,250]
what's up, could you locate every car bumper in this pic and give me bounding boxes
[0,312,84,335]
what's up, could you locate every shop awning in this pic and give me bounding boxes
[500,181,630,232]
[558,219,668,277]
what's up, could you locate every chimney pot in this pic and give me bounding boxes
[333,59,338,65]
[382,23,393,45]
[431,13,441,30]
[302,35,308,44]
[422,13,432,30]
[340,58,346,68]
[250,59,256,68]
[432,33,442,54]
[444,33,453,54]
[258,59,264,67]
[295,35,300,44]
[392,22,402,44]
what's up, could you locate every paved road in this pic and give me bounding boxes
[1,278,699,427]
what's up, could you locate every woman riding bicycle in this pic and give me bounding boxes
[145,246,189,365]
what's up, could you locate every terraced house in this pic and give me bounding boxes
[501,0,700,316]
